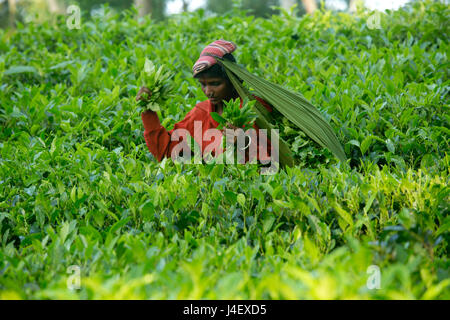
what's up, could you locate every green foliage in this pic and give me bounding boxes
[206,0,280,18]
[0,1,448,299]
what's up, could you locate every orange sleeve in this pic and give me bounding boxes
[141,109,196,162]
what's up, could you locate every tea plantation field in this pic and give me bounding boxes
[0,1,448,299]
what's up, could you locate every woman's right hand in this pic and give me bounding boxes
[136,86,152,102]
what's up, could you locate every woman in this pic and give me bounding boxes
[136,40,273,164]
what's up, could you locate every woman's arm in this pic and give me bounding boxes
[141,110,171,161]
[138,86,194,162]
[141,109,197,162]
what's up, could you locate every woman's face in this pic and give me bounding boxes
[197,75,236,107]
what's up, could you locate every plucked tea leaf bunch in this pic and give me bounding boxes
[137,58,174,112]
[211,98,258,162]
[210,98,258,130]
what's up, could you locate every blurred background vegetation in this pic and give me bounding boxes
[0,0,429,29]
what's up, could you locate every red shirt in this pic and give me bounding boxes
[141,97,273,163]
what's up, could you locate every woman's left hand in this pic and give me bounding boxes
[224,122,241,145]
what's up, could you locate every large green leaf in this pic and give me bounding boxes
[3,66,38,75]
[218,58,347,163]
[223,66,295,167]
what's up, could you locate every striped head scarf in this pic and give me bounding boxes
[192,40,237,77]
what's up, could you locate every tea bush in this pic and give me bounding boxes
[0,1,448,299]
